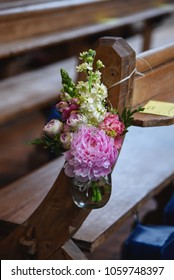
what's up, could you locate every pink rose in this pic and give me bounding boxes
[114,136,124,150]
[43,119,63,136]
[60,132,73,150]
[99,113,125,137]
[64,126,118,182]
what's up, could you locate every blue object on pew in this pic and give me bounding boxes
[47,106,62,122]
[163,193,174,226]
[122,223,174,259]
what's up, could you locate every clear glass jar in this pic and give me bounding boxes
[71,173,112,209]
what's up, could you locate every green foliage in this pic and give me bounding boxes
[121,106,144,130]
[30,134,64,156]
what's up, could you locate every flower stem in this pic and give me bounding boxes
[92,185,102,202]
[88,70,92,92]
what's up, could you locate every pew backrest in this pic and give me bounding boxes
[133,42,174,126]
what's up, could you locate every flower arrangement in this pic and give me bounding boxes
[32,49,143,207]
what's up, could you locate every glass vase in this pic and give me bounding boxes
[71,173,112,209]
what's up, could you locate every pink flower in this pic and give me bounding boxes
[56,98,80,121]
[66,113,87,131]
[60,132,73,150]
[43,119,63,136]
[99,113,125,138]
[114,136,124,150]
[64,126,118,182]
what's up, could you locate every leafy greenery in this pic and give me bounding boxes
[30,134,64,156]
[121,106,144,130]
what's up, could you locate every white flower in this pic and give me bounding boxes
[43,119,63,136]
[75,80,108,125]
[66,113,87,131]
[76,63,92,72]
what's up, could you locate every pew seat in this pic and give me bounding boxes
[0,125,174,253]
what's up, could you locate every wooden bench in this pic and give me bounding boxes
[0,37,173,259]
[0,1,173,51]
[0,4,173,60]
[0,1,173,186]
[0,1,173,127]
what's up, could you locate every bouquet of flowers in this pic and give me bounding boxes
[32,49,142,208]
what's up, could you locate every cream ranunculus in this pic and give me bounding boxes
[43,119,63,136]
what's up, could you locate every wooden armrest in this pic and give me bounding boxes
[133,91,174,127]
[132,42,174,126]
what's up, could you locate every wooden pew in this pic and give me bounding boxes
[0,1,173,186]
[0,6,173,60]
[0,37,173,259]
[0,0,172,44]
[0,1,173,127]
[0,125,173,255]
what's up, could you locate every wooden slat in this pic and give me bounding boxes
[136,42,174,73]
[133,98,174,127]
[132,42,174,126]
[0,5,173,59]
[61,239,87,260]
[0,158,64,224]
[0,1,99,10]
[134,61,174,107]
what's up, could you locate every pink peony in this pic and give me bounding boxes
[64,126,118,182]
[99,113,125,138]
